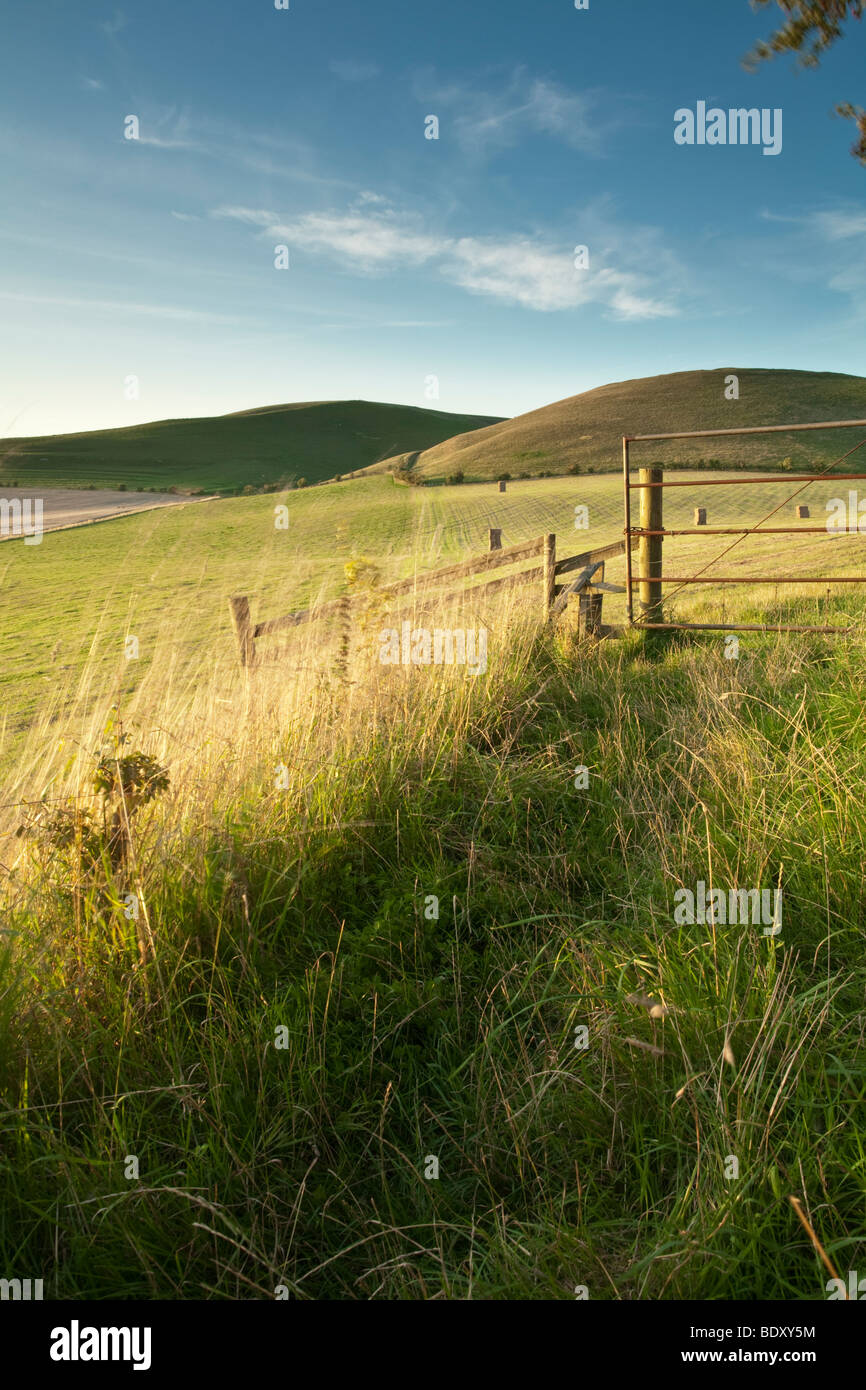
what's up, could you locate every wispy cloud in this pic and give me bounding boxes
[213,202,442,270]
[0,290,249,325]
[213,199,679,319]
[130,108,200,151]
[381,320,453,328]
[81,77,104,91]
[758,203,866,316]
[330,58,381,82]
[136,134,200,150]
[415,68,618,156]
[100,9,127,38]
[106,109,353,188]
[449,238,675,317]
[812,209,866,241]
[761,205,866,241]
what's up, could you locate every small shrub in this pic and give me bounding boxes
[19,728,170,958]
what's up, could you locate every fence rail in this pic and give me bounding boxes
[230,531,635,667]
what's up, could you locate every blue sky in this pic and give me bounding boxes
[1,0,865,436]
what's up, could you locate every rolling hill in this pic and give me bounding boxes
[378,368,866,480]
[0,399,503,494]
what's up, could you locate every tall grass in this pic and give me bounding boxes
[1,582,865,1299]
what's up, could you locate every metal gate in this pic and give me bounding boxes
[622,418,866,633]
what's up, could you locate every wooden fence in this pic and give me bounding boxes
[229,531,636,668]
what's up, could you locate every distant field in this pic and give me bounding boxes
[0,485,205,538]
[2,470,864,782]
[376,367,866,480]
[0,399,503,494]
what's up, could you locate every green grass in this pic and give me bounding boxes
[3,469,862,770]
[2,472,865,1300]
[391,367,866,479]
[0,399,503,493]
[1,598,865,1298]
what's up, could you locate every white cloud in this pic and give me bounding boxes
[448,238,675,317]
[81,77,104,91]
[100,9,127,37]
[123,107,200,151]
[137,134,199,150]
[761,205,866,241]
[213,202,678,319]
[416,69,615,155]
[213,204,442,270]
[812,209,866,241]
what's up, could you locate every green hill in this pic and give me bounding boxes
[382,368,866,480]
[0,399,503,494]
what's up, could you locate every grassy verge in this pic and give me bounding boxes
[1,584,865,1299]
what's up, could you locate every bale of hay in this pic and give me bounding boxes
[796,504,810,519]
[498,480,506,493]
[694,507,707,526]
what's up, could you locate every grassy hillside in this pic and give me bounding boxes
[2,576,865,1298]
[0,400,503,494]
[384,368,866,480]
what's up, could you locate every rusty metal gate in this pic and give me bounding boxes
[622,418,866,633]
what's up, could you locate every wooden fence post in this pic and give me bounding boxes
[489,527,502,550]
[543,533,556,619]
[579,561,605,636]
[638,468,663,623]
[229,595,256,668]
